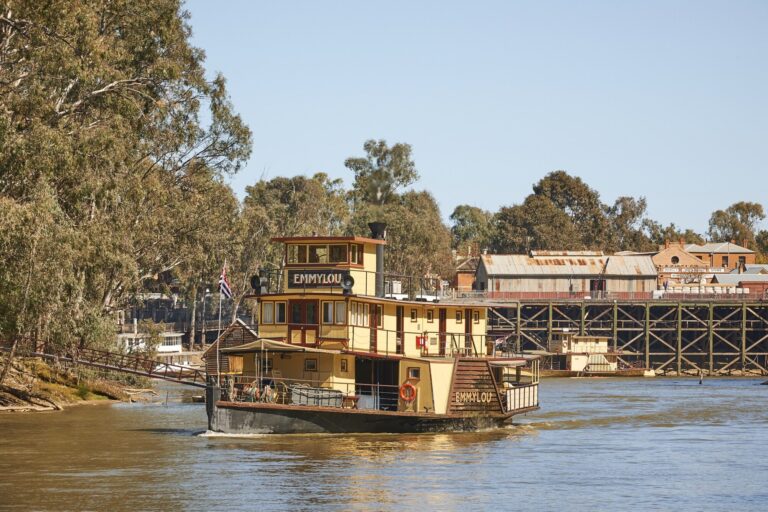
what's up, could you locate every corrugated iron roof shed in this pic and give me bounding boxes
[530,250,604,257]
[480,254,657,277]
[712,274,768,284]
[685,242,754,254]
[730,264,768,274]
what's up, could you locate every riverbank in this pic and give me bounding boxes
[0,356,140,413]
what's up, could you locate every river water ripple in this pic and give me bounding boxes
[1,378,766,511]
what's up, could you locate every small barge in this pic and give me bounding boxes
[539,331,651,377]
[204,224,540,434]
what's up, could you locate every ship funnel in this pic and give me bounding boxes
[368,222,387,297]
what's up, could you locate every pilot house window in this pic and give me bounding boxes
[287,245,307,264]
[329,245,348,263]
[309,245,328,263]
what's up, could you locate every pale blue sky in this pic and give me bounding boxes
[186,0,767,234]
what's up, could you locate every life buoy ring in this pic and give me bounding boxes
[399,382,417,402]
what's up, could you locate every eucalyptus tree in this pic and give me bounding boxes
[0,0,251,364]
[450,205,493,255]
[708,202,765,246]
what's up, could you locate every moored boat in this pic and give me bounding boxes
[203,223,540,434]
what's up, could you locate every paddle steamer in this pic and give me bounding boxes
[204,223,539,434]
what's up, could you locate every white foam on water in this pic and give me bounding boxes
[199,430,270,438]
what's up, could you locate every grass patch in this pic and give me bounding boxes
[76,384,90,400]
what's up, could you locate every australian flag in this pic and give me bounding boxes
[219,265,233,299]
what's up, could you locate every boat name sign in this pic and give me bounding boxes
[288,270,348,288]
[454,390,495,404]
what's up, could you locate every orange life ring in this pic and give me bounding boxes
[399,382,417,402]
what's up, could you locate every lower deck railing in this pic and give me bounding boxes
[505,383,538,413]
[222,375,400,411]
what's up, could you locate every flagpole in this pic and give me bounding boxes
[216,287,222,388]
[216,259,226,388]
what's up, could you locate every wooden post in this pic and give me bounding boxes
[516,303,521,353]
[741,302,747,372]
[644,302,650,370]
[676,303,682,376]
[708,303,714,376]
[612,301,618,352]
[547,302,553,348]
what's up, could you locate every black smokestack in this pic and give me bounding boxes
[368,222,387,297]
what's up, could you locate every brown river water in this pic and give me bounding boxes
[1,378,767,511]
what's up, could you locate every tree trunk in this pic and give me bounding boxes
[0,338,19,386]
[188,287,198,350]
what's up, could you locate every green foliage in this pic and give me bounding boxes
[708,202,766,246]
[345,139,419,208]
[450,205,493,254]
[349,191,453,279]
[0,1,251,352]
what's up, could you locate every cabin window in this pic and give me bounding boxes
[329,244,348,263]
[262,302,274,324]
[351,302,358,325]
[287,244,307,264]
[427,310,434,323]
[340,358,348,372]
[322,301,334,324]
[335,301,346,324]
[349,243,364,264]
[228,356,244,373]
[304,358,318,372]
[363,303,370,327]
[275,302,286,323]
[410,309,417,322]
[456,310,463,323]
[376,305,383,328]
[309,245,328,263]
[473,311,480,324]
[408,367,421,380]
[291,302,302,324]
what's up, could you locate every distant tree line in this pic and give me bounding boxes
[1,1,765,365]
[450,171,767,259]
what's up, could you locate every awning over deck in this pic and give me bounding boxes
[220,338,340,355]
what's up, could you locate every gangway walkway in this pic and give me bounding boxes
[0,346,207,388]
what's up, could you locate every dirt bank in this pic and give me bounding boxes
[0,356,141,412]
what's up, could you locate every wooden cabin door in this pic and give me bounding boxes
[438,308,447,355]
[289,299,319,345]
[464,308,473,355]
[396,306,404,354]
[370,305,378,353]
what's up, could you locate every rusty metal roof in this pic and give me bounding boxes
[480,253,657,277]
[684,242,753,254]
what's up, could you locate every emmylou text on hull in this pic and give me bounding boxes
[204,223,540,434]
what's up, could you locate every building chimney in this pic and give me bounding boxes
[368,222,387,298]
